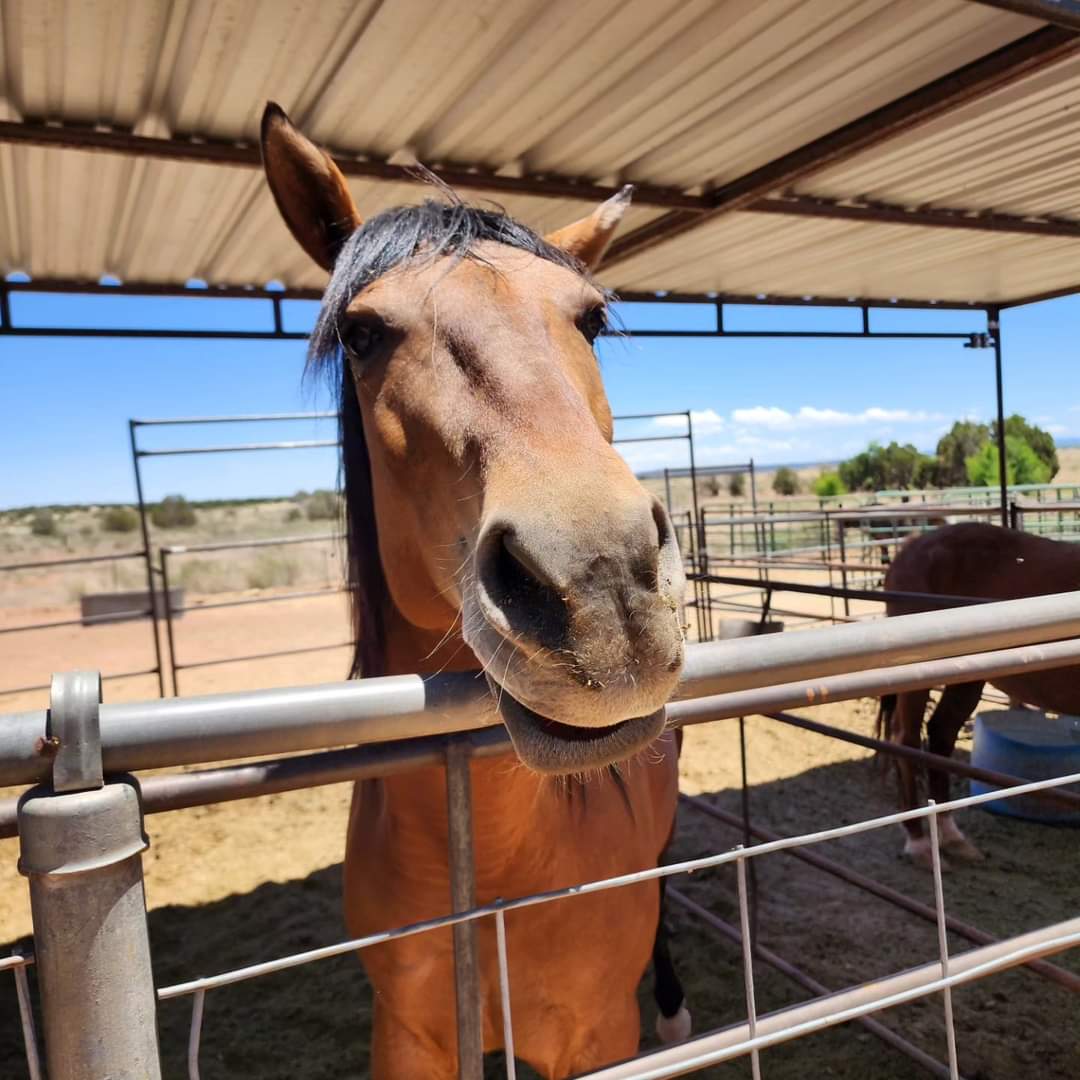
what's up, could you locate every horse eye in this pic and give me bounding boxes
[580,307,608,344]
[342,319,384,360]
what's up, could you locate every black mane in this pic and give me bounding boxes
[308,200,591,677]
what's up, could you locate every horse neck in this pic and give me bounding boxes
[377,600,555,861]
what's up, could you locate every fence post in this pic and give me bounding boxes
[446,736,483,1080]
[17,671,162,1080]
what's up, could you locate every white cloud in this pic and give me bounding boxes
[731,405,944,429]
[1046,424,1068,436]
[653,408,725,431]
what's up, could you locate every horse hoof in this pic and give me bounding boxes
[943,837,985,863]
[656,1004,692,1044]
[902,841,949,873]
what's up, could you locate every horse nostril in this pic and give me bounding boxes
[479,527,569,646]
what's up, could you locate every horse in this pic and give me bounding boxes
[260,103,691,1077]
[879,521,1080,868]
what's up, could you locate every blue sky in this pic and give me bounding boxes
[2,288,1078,508]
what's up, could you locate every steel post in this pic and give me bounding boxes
[160,548,181,697]
[128,421,166,697]
[990,309,1009,528]
[446,737,483,1079]
[17,673,161,1079]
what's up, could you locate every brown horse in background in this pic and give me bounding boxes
[261,104,690,1078]
[881,522,1080,867]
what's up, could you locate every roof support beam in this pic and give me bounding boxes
[747,195,1080,239]
[600,25,1080,269]
[968,1,1080,34]
[1,279,990,311]
[0,120,706,212]
[999,281,1080,307]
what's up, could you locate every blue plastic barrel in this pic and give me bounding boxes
[971,710,1080,824]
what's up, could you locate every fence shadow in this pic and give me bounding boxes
[0,741,1077,1079]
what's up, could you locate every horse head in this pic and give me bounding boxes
[261,103,685,774]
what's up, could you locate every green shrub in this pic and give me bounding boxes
[935,420,989,488]
[285,506,303,522]
[246,553,300,590]
[993,414,1059,480]
[101,506,139,533]
[966,435,1053,487]
[772,467,799,496]
[699,475,722,498]
[305,489,340,521]
[30,510,57,537]
[151,495,197,529]
[813,471,847,497]
[727,472,746,497]
[838,441,934,492]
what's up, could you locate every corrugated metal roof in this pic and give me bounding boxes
[1,0,1078,305]
[800,51,1080,220]
[605,210,1080,303]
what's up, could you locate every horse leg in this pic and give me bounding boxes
[370,1000,458,1079]
[927,681,986,863]
[653,877,691,1043]
[889,689,936,868]
[545,994,641,1079]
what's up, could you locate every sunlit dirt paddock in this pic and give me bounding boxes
[0,569,1077,1076]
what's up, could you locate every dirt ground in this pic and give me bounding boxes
[0,674,1077,1076]
[1,493,1079,1077]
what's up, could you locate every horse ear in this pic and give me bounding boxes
[260,102,362,272]
[545,186,633,270]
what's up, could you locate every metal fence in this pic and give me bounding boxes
[3,591,1080,1077]
[0,548,160,697]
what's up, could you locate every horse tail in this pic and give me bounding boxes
[876,694,898,774]
[653,875,691,1043]
[654,726,691,1043]
[877,693,897,742]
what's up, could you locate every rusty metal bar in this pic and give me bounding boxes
[763,711,1080,811]
[601,26,1080,268]
[747,195,1080,238]
[667,890,960,1080]
[446,737,484,1080]
[0,119,704,211]
[681,796,1080,993]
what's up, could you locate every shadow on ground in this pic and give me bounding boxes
[1,741,1077,1079]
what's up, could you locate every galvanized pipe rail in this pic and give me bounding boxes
[3,591,1080,788]
[2,624,1080,837]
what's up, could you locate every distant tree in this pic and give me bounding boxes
[934,420,989,488]
[305,489,341,521]
[151,495,197,529]
[698,474,722,498]
[966,435,1053,487]
[839,441,934,492]
[993,414,1059,480]
[727,472,746,497]
[772,467,800,496]
[813,471,847,497]
[30,510,58,537]
[101,506,139,533]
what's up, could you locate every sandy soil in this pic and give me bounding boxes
[1,486,1079,1077]
[0,681,1077,1077]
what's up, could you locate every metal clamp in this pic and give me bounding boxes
[48,671,103,793]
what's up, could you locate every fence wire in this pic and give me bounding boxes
[157,767,1080,1080]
